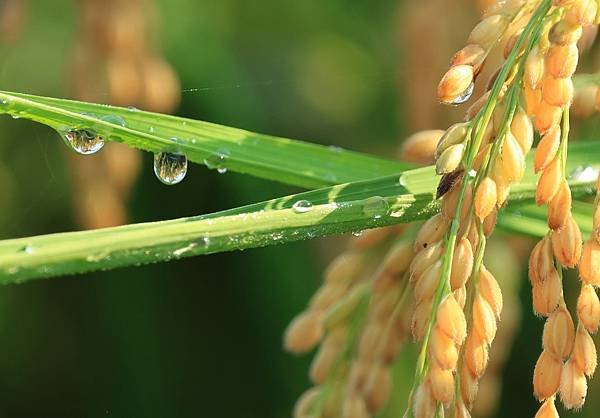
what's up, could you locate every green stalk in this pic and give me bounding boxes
[450,7,550,412]
[453,225,487,412]
[420,0,552,378]
[559,107,570,174]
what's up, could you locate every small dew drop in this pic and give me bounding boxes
[154,152,188,185]
[328,145,344,153]
[352,231,363,237]
[204,149,230,173]
[173,243,197,257]
[149,126,155,133]
[101,114,127,127]
[447,82,474,106]
[398,175,407,187]
[127,106,139,112]
[292,200,313,214]
[468,169,477,178]
[86,251,110,262]
[21,245,34,255]
[324,173,338,183]
[363,196,390,220]
[62,129,105,155]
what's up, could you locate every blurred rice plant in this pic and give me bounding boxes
[68,0,180,229]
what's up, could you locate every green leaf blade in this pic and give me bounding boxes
[0,192,438,282]
[1,145,598,282]
[0,91,409,188]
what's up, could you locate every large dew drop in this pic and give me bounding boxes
[62,129,105,155]
[363,196,389,220]
[447,82,474,106]
[292,200,313,214]
[154,152,188,185]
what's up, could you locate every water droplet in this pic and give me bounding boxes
[324,173,338,183]
[101,114,127,127]
[62,129,105,155]
[448,82,474,106]
[398,175,407,187]
[127,106,139,112]
[86,250,110,262]
[204,149,230,173]
[21,245,34,254]
[154,152,188,185]
[292,200,313,214]
[328,145,344,153]
[149,126,155,133]
[390,208,406,218]
[363,196,390,219]
[173,243,197,257]
[569,165,599,183]
[0,98,10,106]
[352,231,363,237]
[171,137,186,145]
[200,236,210,248]
[468,169,477,178]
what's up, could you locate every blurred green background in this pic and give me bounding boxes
[0,1,598,417]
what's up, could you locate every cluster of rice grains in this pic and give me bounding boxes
[285,227,414,418]
[524,2,600,416]
[286,0,600,417]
